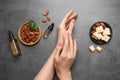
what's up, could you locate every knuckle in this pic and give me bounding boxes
[61,55,66,59]
[68,56,75,60]
[56,46,61,50]
[53,56,57,60]
[53,56,59,62]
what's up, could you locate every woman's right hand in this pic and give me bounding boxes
[57,10,78,45]
[54,32,77,80]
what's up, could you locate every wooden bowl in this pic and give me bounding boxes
[18,22,42,45]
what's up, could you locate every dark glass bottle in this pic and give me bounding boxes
[8,31,21,56]
[43,23,54,38]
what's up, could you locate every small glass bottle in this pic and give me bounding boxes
[43,23,54,39]
[8,31,21,56]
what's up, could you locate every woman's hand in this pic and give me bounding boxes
[54,32,77,80]
[57,10,78,45]
[55,10,78,80]
[34,10,78,80]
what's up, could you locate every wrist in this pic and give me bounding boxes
[57,70,72,80]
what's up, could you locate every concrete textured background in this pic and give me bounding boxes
[0,0,120,80]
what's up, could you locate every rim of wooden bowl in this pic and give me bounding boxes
[18,22,42,46]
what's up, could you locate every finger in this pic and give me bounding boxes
[66,13,78,30]
[57,27,64,44]
[68,32,73,56]
[73,39,77,57]
[55,42,63,58]
[57,10,73,42]
[61,10,73,25]
[67,12,78,24]
[67,19,75,33]
[62,32,69,54]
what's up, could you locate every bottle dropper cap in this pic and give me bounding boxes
[8,31,15,40]
[48,23,54,31]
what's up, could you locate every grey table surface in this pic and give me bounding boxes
[0,0,120,80]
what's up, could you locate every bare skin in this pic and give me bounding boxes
[54,32,77,80]
[34,10,78,80]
